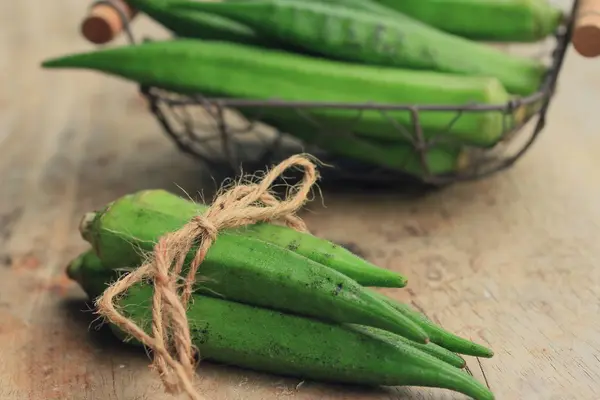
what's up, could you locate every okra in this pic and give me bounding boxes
[80,189,408,288]
[80,203,429,342]
[174,0,547,96]
[369,289,494,358]
[107,282,494,400]
[66,248,464,369]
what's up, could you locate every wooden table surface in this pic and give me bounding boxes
[2,1,599,399]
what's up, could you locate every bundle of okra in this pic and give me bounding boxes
[67,189,495,399]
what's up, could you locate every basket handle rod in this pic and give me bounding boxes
[81,0,138,45]
[572,0,600,57]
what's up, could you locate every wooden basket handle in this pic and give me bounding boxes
[572,0,600,57]
[81,0,138,45]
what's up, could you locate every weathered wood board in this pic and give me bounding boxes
[1,1,598,399]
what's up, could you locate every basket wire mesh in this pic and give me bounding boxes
[98,0,578,186]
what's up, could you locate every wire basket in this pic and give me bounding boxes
[106,0,577,186]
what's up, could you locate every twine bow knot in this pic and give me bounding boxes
[95,154,320,400]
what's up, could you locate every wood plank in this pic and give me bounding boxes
[1,0,598,399]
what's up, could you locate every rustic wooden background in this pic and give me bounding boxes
[2,0,599,399]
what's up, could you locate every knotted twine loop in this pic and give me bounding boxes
[94,154,320,400]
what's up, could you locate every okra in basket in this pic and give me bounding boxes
[42,0,566,181]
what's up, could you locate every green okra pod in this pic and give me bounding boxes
[78,200,429,342]
[107,282,494,400]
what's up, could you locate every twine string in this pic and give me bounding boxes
[94,154,320,400]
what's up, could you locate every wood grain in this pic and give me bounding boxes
[1,0,597,399]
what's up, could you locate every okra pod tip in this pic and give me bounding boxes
[79,211,98,242]
[66,252,85,282]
